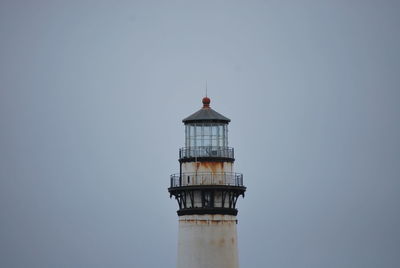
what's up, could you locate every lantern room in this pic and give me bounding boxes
[180,97,233,160]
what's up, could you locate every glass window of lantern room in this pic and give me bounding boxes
[223,125,228,147]
[218,125,223,147]
[203,125,211,147]
[185,125,189,147]
[190,125,195,147]
[198,125,203,147]
[203,125,210,136]
[211,125,218,147]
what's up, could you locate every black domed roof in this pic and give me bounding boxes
[182,97,230,124]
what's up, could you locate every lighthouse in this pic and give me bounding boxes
[169,97,246,268]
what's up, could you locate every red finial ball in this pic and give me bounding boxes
[202,97,211,108]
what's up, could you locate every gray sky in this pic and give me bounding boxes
[0,1,399,267]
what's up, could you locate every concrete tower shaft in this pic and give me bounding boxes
[177,215,239,268]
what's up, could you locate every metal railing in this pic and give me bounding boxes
[170,172,244,188]
[179,147,234,159]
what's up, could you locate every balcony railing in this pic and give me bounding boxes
[170,172,244,188]
[179,147,234,159]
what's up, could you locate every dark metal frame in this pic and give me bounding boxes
[168,185,246,216]
[168,176,246,216]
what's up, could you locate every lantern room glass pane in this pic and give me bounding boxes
[203,126,210,136]
[185,126,188,147]
[203,138,211,147]
[211,126,217,136]
[211,137,217,146]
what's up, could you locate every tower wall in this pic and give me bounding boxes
[182,162,233,174]
[177,215,239,268]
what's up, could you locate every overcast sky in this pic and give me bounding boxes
[0,1,399,268]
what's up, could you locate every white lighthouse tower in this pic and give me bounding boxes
[169,97,246,268]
